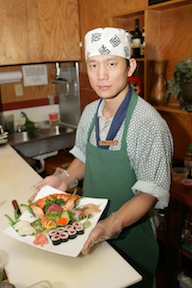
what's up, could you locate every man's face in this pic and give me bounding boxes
[86,55,129,100]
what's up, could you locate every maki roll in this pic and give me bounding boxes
[68,228,77,239]
[60,232,69,242]
[48,229,57,238]
[51,234,61,245]
[73,221,82,228]
[57,227,66,234]
[65,224,73,231]
[75,225,84,235]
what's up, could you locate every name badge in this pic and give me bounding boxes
[99,140,119,146]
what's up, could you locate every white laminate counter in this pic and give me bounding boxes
[0,145,142,288]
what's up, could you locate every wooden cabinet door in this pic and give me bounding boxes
[38,0,81,61]
[0,0,80,66]
[0,0,30,65]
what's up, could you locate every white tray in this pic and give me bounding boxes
[4,185,108,257]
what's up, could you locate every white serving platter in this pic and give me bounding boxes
[4,185,108,257]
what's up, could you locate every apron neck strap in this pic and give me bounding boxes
[96,85,133,149]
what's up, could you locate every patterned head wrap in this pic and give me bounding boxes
[85,27,132,61]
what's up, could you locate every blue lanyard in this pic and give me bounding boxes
[95,85,132,149]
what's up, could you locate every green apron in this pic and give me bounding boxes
[83,92,159,287]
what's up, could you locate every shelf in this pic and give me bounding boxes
[135,58,145,62]
[154,104,192,114]
[180,247,192,260]
[148,0,192,11]
[113,10,144,20]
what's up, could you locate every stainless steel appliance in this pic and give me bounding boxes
[55,62,81,128]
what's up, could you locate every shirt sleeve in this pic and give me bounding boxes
[128,99,173,209]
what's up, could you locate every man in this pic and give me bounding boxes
[35,27,173,287]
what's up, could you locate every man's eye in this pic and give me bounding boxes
[108,62,115,67]
[89,64,96,68]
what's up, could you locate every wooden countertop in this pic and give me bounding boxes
[0,144,142,288]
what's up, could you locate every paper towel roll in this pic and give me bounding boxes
[0,71,22,84]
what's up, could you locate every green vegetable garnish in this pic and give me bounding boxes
[20,204,35,215]
[4,209,20,226]
[83,218,92,229]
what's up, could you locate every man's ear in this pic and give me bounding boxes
[127,58,137,77]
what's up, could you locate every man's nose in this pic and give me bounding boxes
[97,65,108,80]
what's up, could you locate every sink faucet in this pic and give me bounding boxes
[20,111,29,121]
[20,111,35,132]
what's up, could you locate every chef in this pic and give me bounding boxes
[35,27,173,287]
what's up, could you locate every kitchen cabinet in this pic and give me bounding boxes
[38,0,80,62]
[0,0,80,65]
[112,0,192,160]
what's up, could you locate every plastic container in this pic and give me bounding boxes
[172,167,189,183]
[178,271,192,288]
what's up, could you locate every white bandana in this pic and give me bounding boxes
[85,27,132,61]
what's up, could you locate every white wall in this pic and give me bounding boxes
[3,104,59,131]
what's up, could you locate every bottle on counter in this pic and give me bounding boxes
[184,143,192,179]
[132,19,142,58]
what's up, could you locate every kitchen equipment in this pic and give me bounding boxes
[54,62,81,128]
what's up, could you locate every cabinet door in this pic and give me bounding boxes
[0,0,80,66]
[38,0,81,61]
[0,0,29,65]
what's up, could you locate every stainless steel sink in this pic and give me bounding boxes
[37,125,74,137]
[8,131,40,144]
[8,122,76,157]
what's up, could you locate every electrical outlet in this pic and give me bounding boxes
[15,84,23,96]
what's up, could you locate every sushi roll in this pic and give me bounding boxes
[57,227,66,234]
[65,224,73,231]
[48,229,57,238]
[60,232,69,242]
[68,228,77,239]
[75,225,84,235]
[51,234,61,245]
[73,221,82,228]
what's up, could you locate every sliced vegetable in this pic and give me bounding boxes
[57,211,70,226]
[20,204,35,216]
[4,209,20,226]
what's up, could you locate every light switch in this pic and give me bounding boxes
[15,84,23,96]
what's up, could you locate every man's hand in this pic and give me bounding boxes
[82,213,122,255]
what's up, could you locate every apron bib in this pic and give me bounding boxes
[83,91,159,287]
